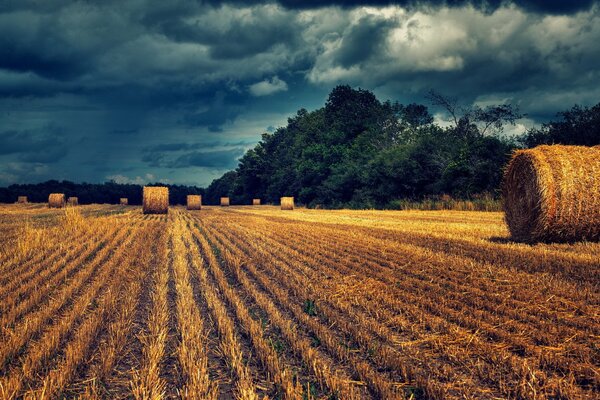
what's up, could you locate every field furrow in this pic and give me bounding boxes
[1,204,598,399]
[199,214,493,398]
[169,213,216,399]
[201,209,600,398]
[0,223,120,330]
[130,219,170,400]
[0,221,143,398]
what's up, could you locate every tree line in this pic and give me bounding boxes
[2,86,599,207]
[0,180,204,205]
[204,85,600,208]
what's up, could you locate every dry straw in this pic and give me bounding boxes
[67,197,79,206]
[48,193,65,208]
[187,195,202,210]
[220,197,230,206]
[17,196,28,204]
[120,198,128,205]
[280,197,294,210]
[502,144,600,243]
[143,186,169,214]
[252,198,261,205]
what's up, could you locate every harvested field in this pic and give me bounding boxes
[0,203,599,399]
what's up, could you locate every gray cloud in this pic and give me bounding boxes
[141,140,251,169]
[169,149,246,168]
[1,0,599,185]
[307,5,600,118]
[0,127,68,163]
[249,76,289,96]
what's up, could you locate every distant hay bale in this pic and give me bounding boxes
[187,195,202,210]
[220,197,230,206]
[48,193,65,208]
[143,186,169,214]
[281,197,294,210]
[252,198,261,205]
[120,198,128,205]
[67,197,79,206]
[502,144,600,243]
[17,196,28,204]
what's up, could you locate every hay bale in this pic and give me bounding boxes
[252,198,261,205]
[17,196,28,204]
[502,144,600,243]
[67,197,79,206]
[120,198,128,205]
[48,193,65,208]
[220,197,230,206]
[187,195,202,210]
[143,186,169,214]
[281,197,294,210]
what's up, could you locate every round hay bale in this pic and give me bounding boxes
[48,193,66,208]
[280,197,294,210]
[67,197,79,206]
[17,196,28,204]
[143,186,169,214]
[502,144,600,243]
[187,195,202,210]
[220,197,230,206]
[120,198,128,205]
[252,198,261,206]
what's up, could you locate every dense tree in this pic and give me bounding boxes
[204,171,238,205]
[205,86,521,208]
[521,103,600,147]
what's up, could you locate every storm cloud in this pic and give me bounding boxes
[0,126,68,163]
[1,0,599,186]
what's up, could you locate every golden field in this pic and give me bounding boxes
[0,204,599,399]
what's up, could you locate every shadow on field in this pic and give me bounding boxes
[488,236,524,245]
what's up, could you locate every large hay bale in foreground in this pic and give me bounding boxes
[220,197,230,206]
[281,197,294,210]
[143,186,169,214]
[67,197,79,206]
[252,198,261,205]
[502,144,600,243]
[48,193,65,208]
[17,196,28,204]
[120,198,128,205]
[187,195,202,210]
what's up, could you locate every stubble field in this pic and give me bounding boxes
[0,204,599,399]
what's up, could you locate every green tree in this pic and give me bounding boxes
[522,103,600,147]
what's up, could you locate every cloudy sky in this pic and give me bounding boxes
[1,0,599,187]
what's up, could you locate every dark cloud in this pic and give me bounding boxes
[181,90,247,129]
[18,145,68,163]
[334,15,395,68]
[200,1,598,14]
[145,143,194,152]
[158,5,297,60]
[1,0,599,186]
[168,149,246,168]
[109,128,139,135]
[141,140,253,169]
[0,127,68,163]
